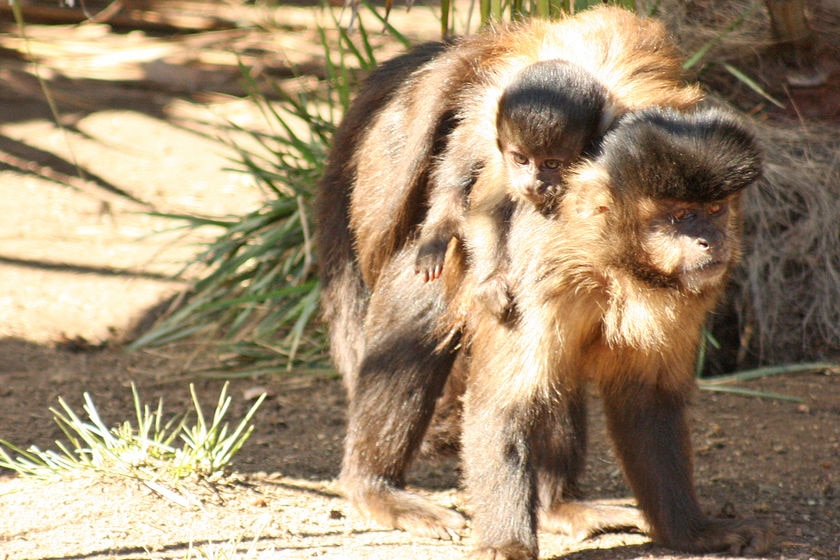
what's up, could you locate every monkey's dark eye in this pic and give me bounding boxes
[707,203,724,215]
[512,153,529,165]
[543,159,563,170]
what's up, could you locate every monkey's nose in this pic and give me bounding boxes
[696,238,710,250]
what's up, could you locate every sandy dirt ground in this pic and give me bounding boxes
[0,4,838,559]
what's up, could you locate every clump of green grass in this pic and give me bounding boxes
[0,382,265,489]
[129,6,407,375]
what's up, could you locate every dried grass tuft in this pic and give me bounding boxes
[739,121,840,362]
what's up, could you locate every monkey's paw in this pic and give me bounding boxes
[469,543,537,560]
[540,501,649,542]
[415,238,449,283]
[353,484,466,540]
[664,518,774,556]
[474,275,512,318]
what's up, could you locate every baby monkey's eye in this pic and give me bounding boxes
[543,159,563,170]
[511,152,529,165]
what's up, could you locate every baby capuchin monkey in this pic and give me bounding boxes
[414,59,611,316]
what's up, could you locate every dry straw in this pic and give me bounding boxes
[738,120,840,362]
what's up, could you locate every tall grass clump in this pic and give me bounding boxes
[131,8,410,374]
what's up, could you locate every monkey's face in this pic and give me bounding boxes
[590,106,762,294]
[502,143,577,204]
[637,195,739,293]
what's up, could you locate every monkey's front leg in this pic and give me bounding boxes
[530,387,650,540]
[465,203,514,319]
[600,379,773,555]
[462,382,540,559]
[416,160,472,283]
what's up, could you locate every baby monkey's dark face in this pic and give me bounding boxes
[500,139,583,205]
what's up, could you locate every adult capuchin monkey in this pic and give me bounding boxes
[455,105,767,558]
[316,5,772,559]
[415,59,612,318]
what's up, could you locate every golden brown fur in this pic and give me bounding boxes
[414,59,611,316]
[349,6,702,290]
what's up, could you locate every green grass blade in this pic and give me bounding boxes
[699,385,803,402]
[721,63,786,109]
[702,362,835,385]
[363,0,411,48]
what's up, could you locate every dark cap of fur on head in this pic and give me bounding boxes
[497,59,608,154]
[599,106,763,202]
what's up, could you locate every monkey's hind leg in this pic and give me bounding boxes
[473,271,513,319]
[340,253,466,539]
[465,201,515,319]
[341,339,465,539]
[532,386,649,541]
